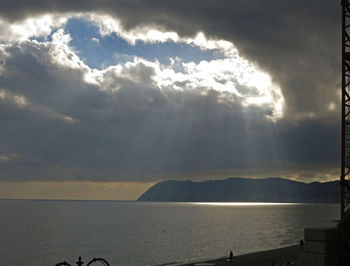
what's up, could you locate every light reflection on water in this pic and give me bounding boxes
[0,200,339,266]
[192,202,299,206]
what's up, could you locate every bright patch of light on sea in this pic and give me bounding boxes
[192,202,300,207]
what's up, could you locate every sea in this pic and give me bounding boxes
[0,200,339,266]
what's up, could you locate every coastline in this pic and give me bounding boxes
[161,245,301,266]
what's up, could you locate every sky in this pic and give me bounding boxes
[0,0,341,200]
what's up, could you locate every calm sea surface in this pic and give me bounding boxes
[0,200,339,266]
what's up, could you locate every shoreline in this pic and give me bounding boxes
[161,245,301,266]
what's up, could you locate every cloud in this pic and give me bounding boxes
[0,153,19,162]
[0,12,284,119]
[0,14,67,42]
[0,1,341,183]
[0,1,338,118]
[0,89,76,124]
[91,37,99,43]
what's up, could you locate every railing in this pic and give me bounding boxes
[55,256,110,266]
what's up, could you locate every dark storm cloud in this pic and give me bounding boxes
[0,0,341,181]
[0,0,340,117]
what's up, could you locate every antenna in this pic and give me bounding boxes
[341,0,350,218]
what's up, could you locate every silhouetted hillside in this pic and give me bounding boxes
[137,177,339,203]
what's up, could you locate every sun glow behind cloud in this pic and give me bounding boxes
[0,14,67,42]
[87,13,285,119]
[0,13,285,120]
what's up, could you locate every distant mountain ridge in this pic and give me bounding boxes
[137,177,340,203]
